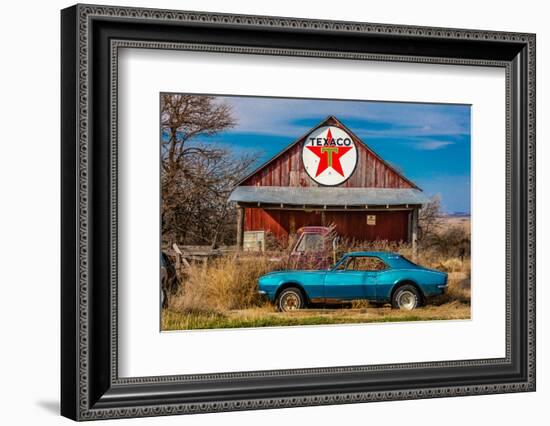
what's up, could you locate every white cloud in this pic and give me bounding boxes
[219,96,470,140]
[413,140,455,150]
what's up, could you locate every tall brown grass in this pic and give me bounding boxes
[170,255,274,313]
[335,238,468,269]
[169,223,471,314]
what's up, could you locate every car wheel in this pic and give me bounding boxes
[277,287,305,312]
[392,284,421,310]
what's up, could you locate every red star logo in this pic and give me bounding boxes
[306,129,353,177]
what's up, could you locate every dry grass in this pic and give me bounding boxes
[164,252,471,330]
[335,238,470,273]
[439,216,471,233]
[166,221,471,330]
[162,302,470,331]
[170,255,273,314]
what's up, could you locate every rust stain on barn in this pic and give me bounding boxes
[229,116,427,248]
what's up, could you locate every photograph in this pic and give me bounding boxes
[160,94,472,331]
[56,3,536,421]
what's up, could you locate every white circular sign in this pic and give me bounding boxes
[302,126,358,186]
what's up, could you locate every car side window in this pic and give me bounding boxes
[346,256,387,271]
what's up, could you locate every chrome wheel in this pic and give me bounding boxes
[397,290,417,310]
[281,293,300,311]
[277,288,304,312]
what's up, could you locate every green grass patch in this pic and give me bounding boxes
[161,309,468,331]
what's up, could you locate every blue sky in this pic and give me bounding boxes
[191,95,471,214]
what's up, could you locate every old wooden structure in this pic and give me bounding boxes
[229,116,428,252]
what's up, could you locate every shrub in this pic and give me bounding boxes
[421,225,470,258]
[170,255,275,313]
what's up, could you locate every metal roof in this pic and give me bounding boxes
[229,186,429,206]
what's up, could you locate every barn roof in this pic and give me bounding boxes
[234,115,421,190]
[229,186,429,207]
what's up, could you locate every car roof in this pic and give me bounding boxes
[343,251,400,259]
[297,226,332,235]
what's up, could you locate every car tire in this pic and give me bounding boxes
[392,284,422,310]
[276,287,305,312]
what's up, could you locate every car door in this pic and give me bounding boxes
[323,256,385,301]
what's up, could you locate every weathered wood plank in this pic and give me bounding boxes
[241,120,415,189]
[244,208,411,243]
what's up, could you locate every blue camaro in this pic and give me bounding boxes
[258,252,448,311]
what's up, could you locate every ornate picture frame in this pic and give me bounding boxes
[61,4,535,420]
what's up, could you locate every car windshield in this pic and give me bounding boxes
[332,258,348,271]
[295,233,324,253]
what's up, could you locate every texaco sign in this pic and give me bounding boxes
[302,126,358,186]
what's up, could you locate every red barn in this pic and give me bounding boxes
[229,116,427,251]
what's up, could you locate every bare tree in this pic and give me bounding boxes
[418,195,470,257]
[162,146,254,247]
[160,94,253,247]
[419,195,442,241]
[161,94,236,181]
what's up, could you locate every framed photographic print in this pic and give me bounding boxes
[61,4,536,421]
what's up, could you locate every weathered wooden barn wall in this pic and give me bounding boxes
[241,118,416,190]
[245,208,409,243]
[234,116,422,245]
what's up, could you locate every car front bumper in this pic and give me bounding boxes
[257,290,270,302]
[437,284,448,294]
